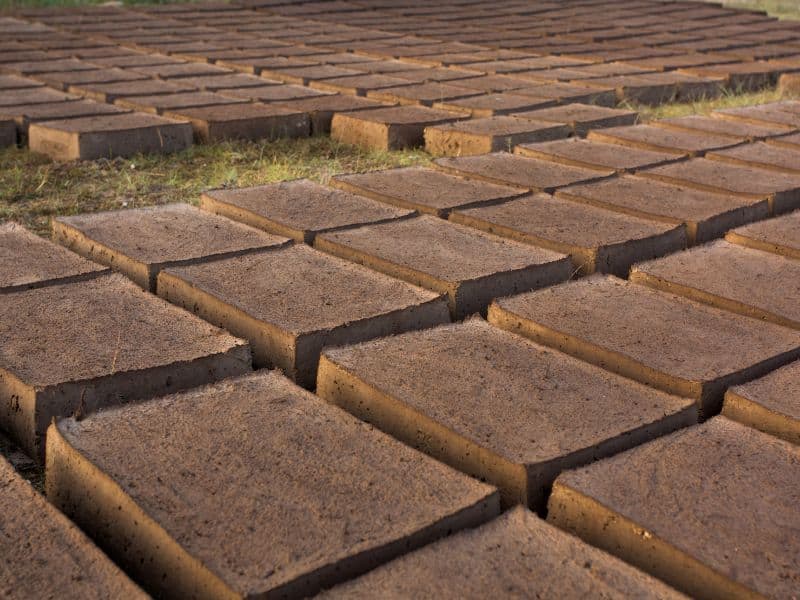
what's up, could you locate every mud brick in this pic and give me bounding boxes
[0,456,146,599]
[725,211,800,259]
[512,103,638,137]
[70,79,197,103]
[459,56,591,75]
[129,62,232,80]
[622,53,740,72]
[511,81,616,107]
[315,215,571,319]
[157,245,449,386]
[331,105,465,150]
[631,240,800,330]
[53,203,288,291]
[557,175,769,245]
[548,417,800,598]
[640,158,800,214]
[259,64,364,86]
[273,94,387,134]
[366,82,483,107]
[681,62,787,92]
[2,59,97,77]
[723,361,799,445]
[164,103,308,142]
[319,319,695,508]
[453,193,686,276]
[114,91,247,116]
[200,178,412,243]
[171,73,269,91]
[489,276,800,415]
[0,118,14,146]
[332,167,526,217]
[706,142,800,174]
[46,371,497,598]
[0,222,107,293]
[0,51,51,65]
[4,100,129,134]
[0,87,77,107]
[218,83,330,103]
[587,125,744,156]
[373,67,474,84]
[31,68,148,91]
[779,72,800,95]
[714,102,800,128]
[516,138,682,172]
[768,132,800,150]
[652,114,794,141]
[88,53,184,68]
[580,74,679,104]
[0,74,44,91]
[442,74,531,92]
[434,153,614,192]
[0,274,251,459]
[309,73,412,96]
[424,117,569,156]
[432,93,555,117]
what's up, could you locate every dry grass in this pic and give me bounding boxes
[628,87,797,121]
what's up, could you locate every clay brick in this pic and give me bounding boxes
[515,138,682,172]
[3,100,129,134]
[425,116,570,156]
[767,132,800,150]
[0,87,77,107]
[706,141,800,174]
[114,91,247,115]
[488,276,800,415]
[0,273,251,459]
[366,82,483,107]
[129,62,232,80]
[273,93,387,133]
[432,93,555,117]
[53,203,288,291]
[309,73,411,96]
[157,245,449,386]
[779,72,800,95]
[652,114,794,141]
[512,103,638,136]
[319,319,696,508]
[0,222,107,293]
[69,79,197,103]
[163,103,309,142]
[0,118,15,146]
[725,211,800,259]
[32,67,148,91]
[423,74,528,92]
[714,102,800,128]
[331,105,464,150]
[723,361,799,445]
[3,58,96,76]
[200,178,412,243]
[587,124,744,156]
[631,240,800,329]
[0,74,44,90]
[557,175,769,245]
[170,73,270,91]
[219,83,330,103]
[681,61,786,92]
[322,506,686,598]
[260,64,364,86]
[315,215,571,319]
[0,456,146,599]
[46,371,498,599]
[332,167,526,217]
[452,193,686,276]
[434,153,614,192]
[640,157,800,214]
[579,74,679,105]
[548,417,800,599]
[89,53,182,68]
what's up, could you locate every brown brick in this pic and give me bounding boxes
[557,175,769,245]
[432,93,554,117]
[46,371,497,599]
[0,74,44,90]
[725,211,800,259]
[200,178,412,243]
[31,67,148,91]
[366,82,483,106]
[515,138,682,172]
[434,152,614,191]
[489,276,800,415]
[273,93,387,133]
[129,62,232,80]
[580,74,679,105]
[4,100,129,134]
[163,103,309,142]
[260,64,364,86]
[332,167,527,217]
[0,273,251,459]
[706,141,800,174]
[170,73,270,91]
[512,103,638,136]
[548,417,800,599]
[219,83,331,103]
[652,114,794,141]
[0,87,77,107]
[0,118,15,146]
[0,456,147,599]
[28,113,193,161]
[309,73,411,96]
[319,319,695,508]
[114,91,247,115]
[157,245,449,386]
[587,124,744,156]
[425,116,570,156]
[314,214,571,319]
[69,79,197,103]
[723,361,799,445]
[714,101,800,128]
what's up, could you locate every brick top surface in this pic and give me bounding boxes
[727,360,800,419]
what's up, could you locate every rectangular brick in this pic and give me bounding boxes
[579,74,678,105]
[631,240,800,329]
[200,178,412,243]
[489,276,800,415]
[515,138,682,172]
[725,211,800,259]
[511,103,638,136]
[3,100,130,134]
[114,91,247,115]
[46,370,497,598]
[557,175,769,245]
[366,82,483,107]
[308,73,411,96]
[0,74,44,90]
[652,114,795,141]
[0,87,77,107]
[0,456,146,598]
[548,418,799,598]
[332,167,526,217]
[319,319,695,508]
[452,193,686,276]
[31,67,148,91]
[314,214,571,319]
[273,93,387,133]
[706,141,800,174]
[767,131,800,150]
[425,116,570,156]
[3,58,97,76]
[389,67,484,84]
[640,157,800,214]
[69,79,197,103]
[157,245,449,386]
[218,83,330,103]
[0,118,15,146]
[432,93,555,117]
[0,273,251,458]
[28,113,193,161]
[433,153,614,192]
[331,105,465,150]
[713,102,800,128]
[259,64,365,85]
[587,124,745,156]
[169,73,271,91]
[53,203,289,291]
[723,361,799,445]
[163,103,309,142]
